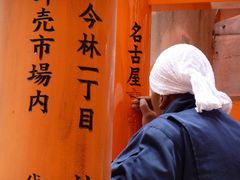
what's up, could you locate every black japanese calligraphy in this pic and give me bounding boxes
[78,66,99,100]
[33,8,55,32]
[78,66,99,73]
[78,79,98,101]
[27,173,40,180]
[75,175,80,180]
[28,63,52,87]
[130,22,142,42]
[127,67,141,86]
[30,0,53,114]
[30,35,55,60]
[128,45,142,64]
[77,3,103,132]
[75,174,91,180]
[79,108,94,131]
[29,90,49,113]
[127,22,142,87]
[79,3,102,29]
[77,33,101,58]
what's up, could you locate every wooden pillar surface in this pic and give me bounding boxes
[0,0,117,179]
[112,0,151,159]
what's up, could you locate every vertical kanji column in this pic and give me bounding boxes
[0,0,116,179]
[112,0,151,159]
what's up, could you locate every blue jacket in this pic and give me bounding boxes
[112,94,240,180]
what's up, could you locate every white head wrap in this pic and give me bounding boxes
[150,44,232,114]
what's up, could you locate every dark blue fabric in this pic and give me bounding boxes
[111,94,240,180]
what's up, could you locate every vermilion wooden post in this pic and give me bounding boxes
[0,0,116,179]
[112,0,151,159]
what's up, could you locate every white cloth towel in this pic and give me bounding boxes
[150,44,232,114]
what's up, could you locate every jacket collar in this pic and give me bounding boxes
[164,93,196,114]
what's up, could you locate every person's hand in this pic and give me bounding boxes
[132,96,157,126]
[139,99,157,125]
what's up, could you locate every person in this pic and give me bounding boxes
[111,44,240,180]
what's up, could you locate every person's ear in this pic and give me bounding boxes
[159,95,169,110]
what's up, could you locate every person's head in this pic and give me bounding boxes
[149,44,232,114]
[150,91,182,115]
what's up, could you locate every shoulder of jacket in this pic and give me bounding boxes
[144,116,184,148]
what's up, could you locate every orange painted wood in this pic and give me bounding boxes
[112,0,151,160]
[231,100,240,122]
[0,0,116,179]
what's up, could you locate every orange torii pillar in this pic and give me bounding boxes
[0,0,116,179]
[112,0,151,159]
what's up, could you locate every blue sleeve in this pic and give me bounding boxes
[111,124,183,180]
